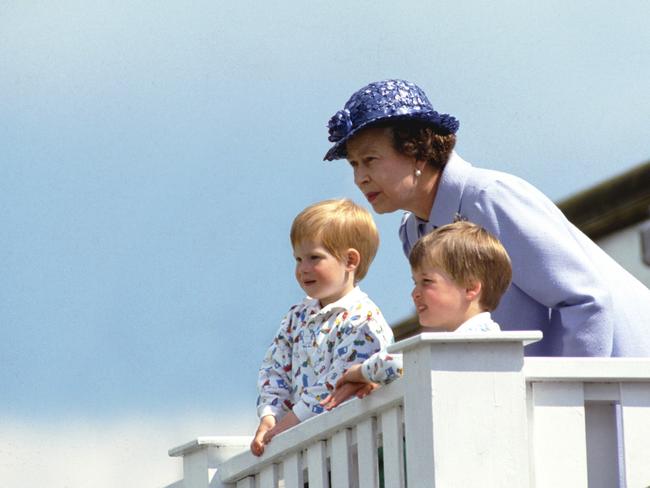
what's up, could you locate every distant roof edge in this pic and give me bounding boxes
[557,160,650,240]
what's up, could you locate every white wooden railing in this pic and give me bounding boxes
[168,333,650,488]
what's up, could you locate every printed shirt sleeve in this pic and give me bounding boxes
[361,350,403,385]
[292,309,391,421]
[256,309,296,420]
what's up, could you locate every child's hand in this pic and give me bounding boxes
[262,411,300,445]
[320,364,380,410]
[250,415,276,457]
[338,363,365,384]
[250,432,266,457]
[353,381,379,399]
[320,381,366,410]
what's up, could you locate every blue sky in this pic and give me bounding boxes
[1,2,649,481]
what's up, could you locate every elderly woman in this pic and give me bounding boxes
[324,79,650,357]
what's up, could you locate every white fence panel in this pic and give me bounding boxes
[235,477,255,488]
[356,417,379,488]
[585,400,620,488]
[620,382,650,488]
[258,463,278,488]
[396,332,535,488]
[306,440,328,488]
[282,452,303,488]
[381,406,405,488]
[330,429,352,487]
[529,381,589,488]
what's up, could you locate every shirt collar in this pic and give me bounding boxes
[428,151,472,228]
[306,286,367,318]
[455,312,495,332]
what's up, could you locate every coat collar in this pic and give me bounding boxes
[427,151,472,228]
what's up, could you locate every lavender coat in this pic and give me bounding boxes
[400,153,650,356]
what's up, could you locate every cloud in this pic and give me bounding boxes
[0,412,257,488]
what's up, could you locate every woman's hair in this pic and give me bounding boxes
[290,199,379,282]
[409,221,512,311]
[375,119,456,170]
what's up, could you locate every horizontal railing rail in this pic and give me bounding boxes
[524,357,650,381]
[219,379,404,484]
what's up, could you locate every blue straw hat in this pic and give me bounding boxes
[324,79,459,161]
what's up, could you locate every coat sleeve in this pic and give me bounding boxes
[468,176,614,355]
[292,312,390,421]
[256,309,296,419]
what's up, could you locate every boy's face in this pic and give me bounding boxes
[293,240,354,307]
[411,266,472,331]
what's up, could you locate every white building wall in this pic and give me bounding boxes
[596,221,650,288]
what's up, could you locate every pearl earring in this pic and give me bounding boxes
[415,169,422,177]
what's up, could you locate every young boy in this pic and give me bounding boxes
[251,199,393,456]
[321,220,512,409]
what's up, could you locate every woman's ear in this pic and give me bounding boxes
[345,248,361,271]
[415,159,427,172]
[465,280,482,302]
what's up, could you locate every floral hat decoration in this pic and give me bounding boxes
[323,79,459,161]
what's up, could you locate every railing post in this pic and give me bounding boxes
[168,437,252,488]
[390,331,541,488]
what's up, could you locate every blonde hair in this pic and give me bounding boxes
[290,199,379,282]
[409,221,512,311]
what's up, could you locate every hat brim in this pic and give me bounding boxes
[323,111,452,161]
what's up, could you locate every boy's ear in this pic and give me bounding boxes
[345,248,361,271]
[465,280,482,301]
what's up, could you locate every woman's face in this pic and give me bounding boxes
[346,127,420,214]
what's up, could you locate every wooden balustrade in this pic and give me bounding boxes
[169,333,650,488]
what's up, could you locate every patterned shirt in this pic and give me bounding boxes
[257,287,393,422]
[361,312,501,384]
